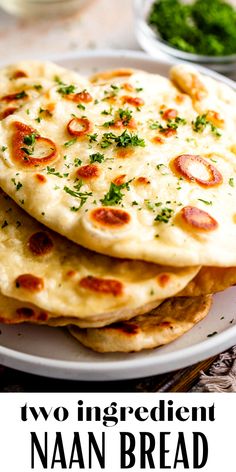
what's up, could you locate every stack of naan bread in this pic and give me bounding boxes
[0,60,235,352]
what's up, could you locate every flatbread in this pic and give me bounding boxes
[178,266,236,297]
[0,290,164,328]
[0,64,235,266]
[69,295,212,352]
[0,191,199,323]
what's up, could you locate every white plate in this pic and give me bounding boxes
[0,50,236,381]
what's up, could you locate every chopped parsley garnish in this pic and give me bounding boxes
[1,146,7,152]
[46,166,68,178]
[88,133,98,143]
[149,116,187,132]
[198,198,212,205]
[229,177,234,187]
[57,84,76,95]
[15,90,27,99]
[74,157,82,167]
[192,114,221,137]
[64,138,77,147]
[118,108,133,125]
[103,119,115,128]
[136,87,143,92]
[23,133,36,146]
[101,180,132,206]
[100,132,117,148]
[89,152,105,163]
[77,103,86,110]
[11,178,22,191]
[116,130,145,148]
[100,130,145,149]
[154,207,174,223]
[34,84,43,91]
[64,181,92,209]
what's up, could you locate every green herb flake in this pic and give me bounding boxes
[74,157,82,167]
[64,138,77,147]
[11,178,23,191]
[1,146,7,152]
[154,207,174,223]
[101,180,132,206]
[89,152,105,163]
[229,177,234,187]
[15,90,27,99]
[198,198,212,205]
[88,133,98,143]
[57,84,76,95]
[77,103,86,110]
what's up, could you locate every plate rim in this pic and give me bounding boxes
[0,49,236,381]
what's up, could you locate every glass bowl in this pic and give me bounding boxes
[134,0,236,76]
[0,0,88,18]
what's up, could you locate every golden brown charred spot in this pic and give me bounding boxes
[159,321,171,327]
[122,95,144,107]
[135,177,150,185]
[28,231,54,256]
[37,311,48,322]
[112,322,139,334]
[180,206,218,231]
[11,70,28,79]
[116,148,134,158]
[67,117,92,137]
[157,273,171,287]
[91,207,130,228]
[90,69,133,83]
[110,117,137,131]
[152,136,164,144]
[162,108,178,120]
[162,128,176,137]
[172,154,223,187]
[76,164,100,180]
[0,106,18,120]
[175,94,186,104]
[12,121,57,168]
[15,274,44,292]
[35,173,47,183]
[66,91,93,103]
[206,110,224,129]
[0,91,28,103]
[66,270,77,278]
[122,82,135,92]
[112,174,127,186]
[79,275,123,296]
[16,307,35,318]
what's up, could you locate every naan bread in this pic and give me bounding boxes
[0,191,199,323]
[69,295,212,352]
[178,266,236,297]
[0,60,87,121]
[0,64,235,266]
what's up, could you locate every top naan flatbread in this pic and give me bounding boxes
[0,63,236,266]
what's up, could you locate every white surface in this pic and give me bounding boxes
[0,50,236,381]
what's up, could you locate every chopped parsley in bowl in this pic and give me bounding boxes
[134,0,236,73]
[148,0,236,56]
